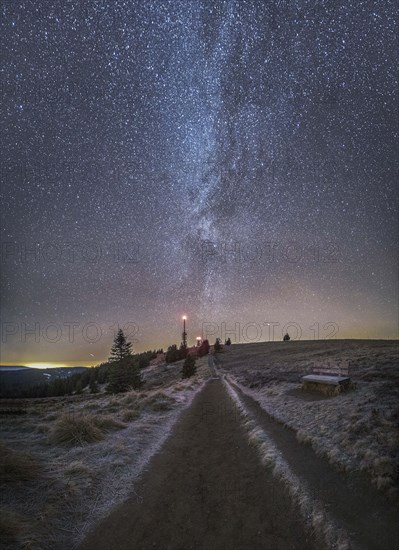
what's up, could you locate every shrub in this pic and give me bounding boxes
[214,338,222,353]
[197,339,210,357]
[182,355,197,379]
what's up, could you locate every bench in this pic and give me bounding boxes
[301,361,352,395]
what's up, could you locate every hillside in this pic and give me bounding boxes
[0,356,210,549]
[0,366,30,372]
[215,339,399,498]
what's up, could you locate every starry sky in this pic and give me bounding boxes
[1,0,398,367]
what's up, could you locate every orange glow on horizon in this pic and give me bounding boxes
[25,362,80,369]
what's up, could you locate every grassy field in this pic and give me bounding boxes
[2,340,398,549]
[0,356,210,549]
[216,339,399,500]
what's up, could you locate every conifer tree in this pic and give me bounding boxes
[109,328,133,362]
[107,329,142,393]
[214,337,222,352]
[182,354,196,379]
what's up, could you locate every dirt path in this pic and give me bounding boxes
[80,377,313,550]
[229,380,399,550]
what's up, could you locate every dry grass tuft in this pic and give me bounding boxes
[121,390,140,406]
[49,414,104,445]
[108,398,119,407]
[0,441,40,482]
[94,415,126,431]
[296,429,311,445]
[48,413,124,446]
[150,400,174,412]
[141,391,176,411]
[49,413,126,445]
[122,409,140,422]
[63,461,96,495]
[248,428,263,448]
[64,460,91,477]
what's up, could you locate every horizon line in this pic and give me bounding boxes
[1,337,398,368]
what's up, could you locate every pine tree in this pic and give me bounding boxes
[109,328,133,362]
[89,379,99,393]
[179,342,188,360]
[165,344,180,363]
[106,329,143,393]
[107,357,143,393]
[182,354,197,379]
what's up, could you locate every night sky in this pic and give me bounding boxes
[1,1,398,367]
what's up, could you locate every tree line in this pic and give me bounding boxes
[1,329,233,399]
[0,334,163,398]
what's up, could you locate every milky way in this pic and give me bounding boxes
[1,1,398,365]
